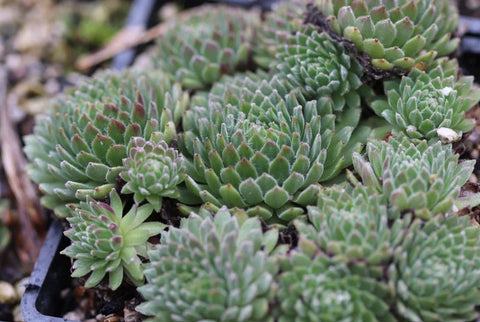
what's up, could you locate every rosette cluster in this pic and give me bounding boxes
[254,1,364,111]
[181,73,369,222]
[137,207,279,322]
[274,24,364,110]
[279,199,480,321]
[318,0,459,70]
[352,134,474,219]
[61,190,164,290]
[298,185,406,277]
[24,69,188,217]
[120,136,185,211]
[370,58,480,139]
[277,243,395,321]
[254,0,307,69]
[153,5,259,89]
[21,1,480,319]
[390,215,480,321]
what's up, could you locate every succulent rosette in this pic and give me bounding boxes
[297,185,406,277]
[254,1,364,110]
[181,73,370,222]
[370,58,480,139]
[24,69,188,218]
[137,207,281,322]
[277,243,395,321]
[120,136,185,211]
[317,0,459,70]
[352,134,474,220]
[153,5,259,89]
[61,189,164,290]
[389,215,480,321]
[254,0,307,69]
[275,24,364,110]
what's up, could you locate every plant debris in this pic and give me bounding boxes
[303,4,406,86]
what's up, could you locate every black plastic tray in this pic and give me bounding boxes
[459,16,480,80]
[21,221,74,322]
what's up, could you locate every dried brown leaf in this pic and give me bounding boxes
[0,68,46,268]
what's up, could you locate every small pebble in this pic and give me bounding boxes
[0,281,19,305]
[159,3,180,21]
[439,86,454,96]
[13,304,23,322]
[15,277,29,298]
[470,174,478,184]
[44,78,60,95]
[472,149,479,160]
[103,314,121,322]
[436,127,461,144]
[63,309,84,321]
[124,306,142,322]
[5,54,23,72]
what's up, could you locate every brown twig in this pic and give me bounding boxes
[75,25,146,71]
[0,68,46,269]
[304,4,406,85]
[75,8,197,72]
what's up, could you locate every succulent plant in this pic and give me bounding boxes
[277,243,395,321]
[316,0,460,70]
[297,184,406,277]
[370,58,480,140]
[352,134,474,220]
[274,24,364,110]
[24,69,189,218]
[137,207,281,322]
[61,189,164,290]
[153,5,259,90]
[254,1,363,110]
[21,2,480,320]
[254,0,307,69]
[120,135,185,211]
[389,214,480,321]
[181,73,370,222]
